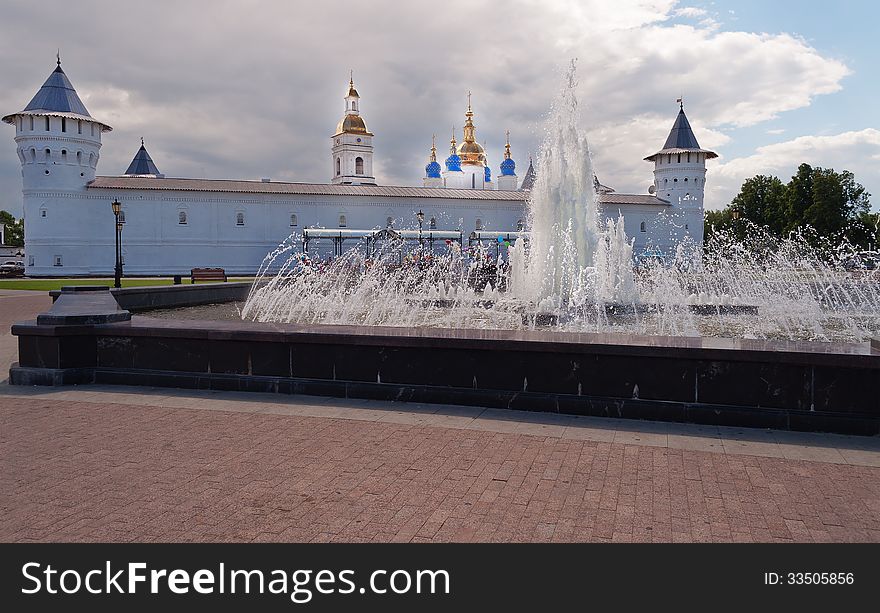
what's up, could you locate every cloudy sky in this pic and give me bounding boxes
[1,0,878,217]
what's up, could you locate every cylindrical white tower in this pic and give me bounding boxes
[643,103,716,246]
[2,58,113,275]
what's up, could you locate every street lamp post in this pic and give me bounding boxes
[416,210,424,251]
[111,199,123,289]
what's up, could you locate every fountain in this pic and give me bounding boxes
[242,62,880,344]
[10,62,880,434]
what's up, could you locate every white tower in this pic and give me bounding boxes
[331,74,375,185]
[644,102,716,245]
[2,57,112,275]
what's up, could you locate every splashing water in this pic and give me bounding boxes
[242,63,880,343]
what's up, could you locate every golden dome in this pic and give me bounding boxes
[457,93,485,166]
[457,140,486,165]
[335,114,372,135]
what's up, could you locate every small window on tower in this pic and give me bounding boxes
[355,157,364,175]
[677,154,681,163]
[687,152,691,163]
[640,221,646,233]
[290,214,298,227]
[61,117,66,132]
[338,214,347,228]
[78,120,82,134]
[684,178,688,182]
[353,101,358,112]
[45,117,50,131]
[336,158,341,176]
[44,148,51,161]
[29,116,34,130]
[179,211,187,225]
[236,212,245,226]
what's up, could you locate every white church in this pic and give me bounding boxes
[3,60,716,276]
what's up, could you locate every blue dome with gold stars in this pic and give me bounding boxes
[500,157,516,176]
[445,153,461,172]
[426,160,442,178]
[484,165,491,182]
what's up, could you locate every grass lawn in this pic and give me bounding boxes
[0,277,254,291]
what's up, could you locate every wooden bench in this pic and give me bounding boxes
[190,267,227,283]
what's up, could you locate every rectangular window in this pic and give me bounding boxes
[40,209,47,218]
[45,116,50,131]
[54,255,62,267]
[61,117,66,132]
[78,120,82,134]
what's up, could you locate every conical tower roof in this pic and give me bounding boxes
[24,63,92,116]
[644,105,716,161]
[519,157,536,190]
[3,59,111,130]
[124,140,161,176]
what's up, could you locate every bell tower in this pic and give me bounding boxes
[331,73,375,185]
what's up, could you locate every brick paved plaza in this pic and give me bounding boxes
[2,289,879,542]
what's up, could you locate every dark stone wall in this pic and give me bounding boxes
[49,282,252,312]
[10,316,880,435]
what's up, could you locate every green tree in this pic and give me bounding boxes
[728,174,787,234]
[0,210,24,247]
[784,163,814,231]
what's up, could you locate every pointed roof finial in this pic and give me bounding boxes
[467,90,472,112]
[430,134,437,162]
[350,69,353,87]
[56,49,61,67]
[140,136,144,147]
[677,96,683,111]
[504,130,512,160]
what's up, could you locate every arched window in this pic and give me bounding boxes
[517,219,524,231]
[88,153,95,167]
[77,120,82,134]
[44,148,51,161]
[355,157,364,175]
[338,214,347,228]
[386,216,393,227]
[178,211,187,225]
[336,158,341,176]
[61,117,66,132]
[61,149,67,163]
[430,216,437,230]
[353,101,358,112]
[475,218,484,230]
[236,212,245,226]
[90,124,95,136]
[29,116,34,130]
[684,178,688,183]
[76,151,82,165]
[290,214,298,227]
[673,178,678,183]
[640,221,646,233]
[30,148,36,162]
[45,116,50,131]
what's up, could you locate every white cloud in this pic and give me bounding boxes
[0,0,861,218]
[766,128,786,135]
[706,129,880,209]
